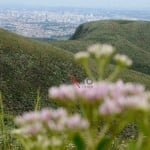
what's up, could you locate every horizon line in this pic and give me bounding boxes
[0,5,150,11]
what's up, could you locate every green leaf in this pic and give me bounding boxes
[96,137,111,150]
[73,134,86,150]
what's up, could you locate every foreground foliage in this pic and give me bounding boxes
[13,44,150,150]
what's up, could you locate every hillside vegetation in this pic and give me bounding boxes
[1,20,150,113]
[0,29,85,113]
[51,20,150,75]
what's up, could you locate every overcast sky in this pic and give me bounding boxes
[0,0,150,9]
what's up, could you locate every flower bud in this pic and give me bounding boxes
[88,44,115,58]
[74,52,89,62]
[114,54,132,67]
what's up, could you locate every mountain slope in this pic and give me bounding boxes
[1,20,150,112]
[0,29,85,112]
[51,20,150,75]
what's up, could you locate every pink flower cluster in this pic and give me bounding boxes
[99,81,149,114]
[14,108,89,136]
[49,80,150,114]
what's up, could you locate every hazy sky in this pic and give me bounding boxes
[0,0,150,9]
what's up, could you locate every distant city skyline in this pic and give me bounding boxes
[0,0,150,9]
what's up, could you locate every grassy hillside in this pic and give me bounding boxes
[1,20,150,112]
[0,29,85,113]
[0,20,150,150]
[114,68,150,89]
[51,20,150,75]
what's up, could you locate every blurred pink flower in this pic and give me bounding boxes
[67,114,89,129]
[14,108,89,137]
[49,80,150,115]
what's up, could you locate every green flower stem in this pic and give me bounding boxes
[0,93,6,150]
[80,59,95,81]
[86,124,110,150]
[86,130,95,150]
[85,126,98,150]
[83,64,96,81]
[97,123,110,141]
[19,137,30,150]
[138,113,150,149]
[97,58,105,80]
[78,57,96,81]
[98,57,111,80]
[80,102,102,150]
[136,133,144,150]
[107,65,123,81]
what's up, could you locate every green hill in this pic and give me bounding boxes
[1,20,150,113]
[51,20,150,75]
[0,29,85,113]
